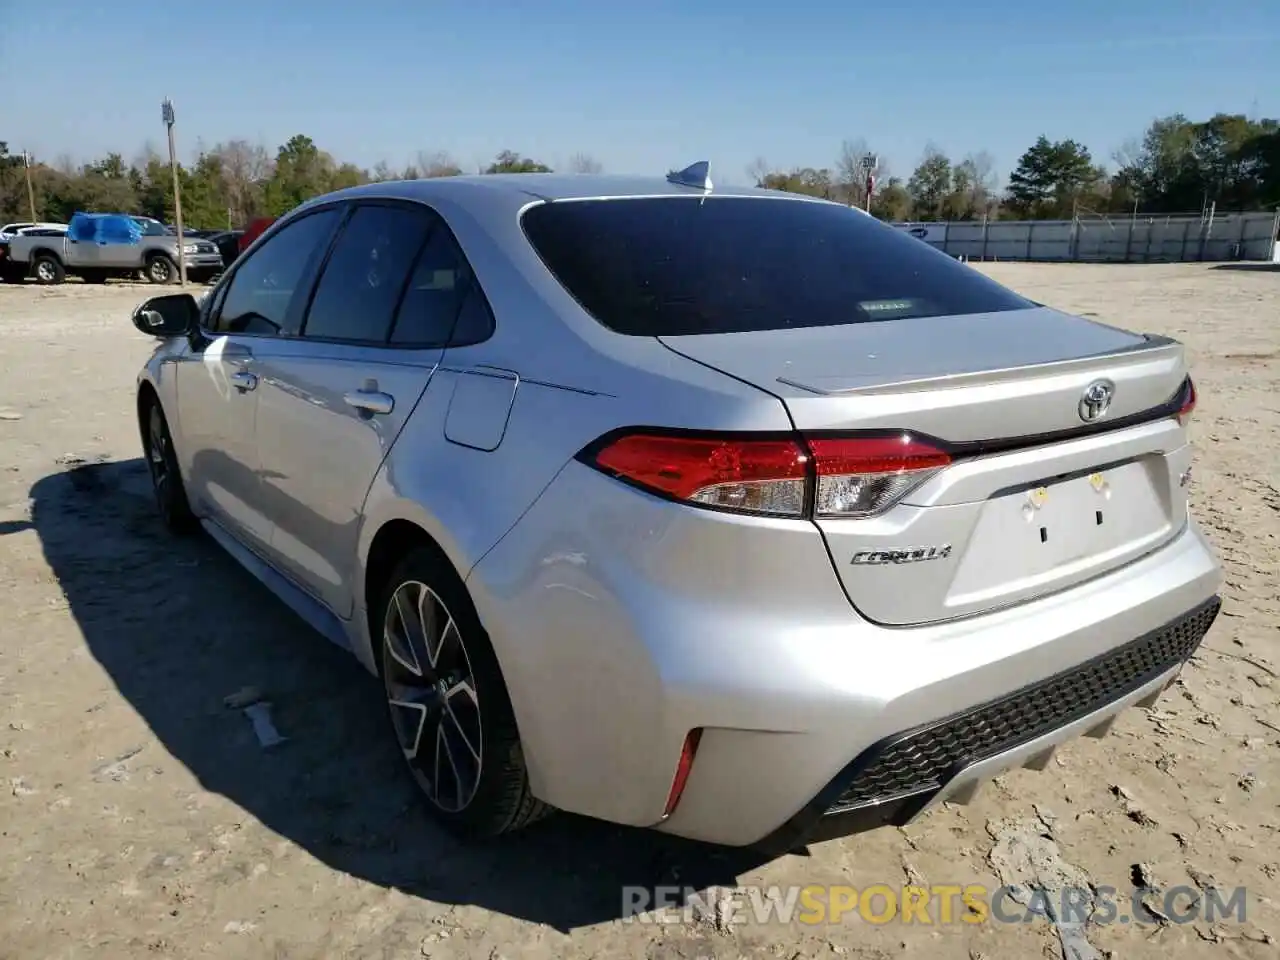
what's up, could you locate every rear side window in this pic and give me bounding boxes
[520,197,1033,336]
[302,204,432,343]
[390,223,494,347]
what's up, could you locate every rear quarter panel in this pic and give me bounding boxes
[350,335,794,674]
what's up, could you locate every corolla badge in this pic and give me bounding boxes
[851,545,952,565]
[1078,380,1114,423]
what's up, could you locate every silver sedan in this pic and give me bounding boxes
[130,165,1222,852]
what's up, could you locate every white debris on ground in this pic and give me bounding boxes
[986,817,1100,960]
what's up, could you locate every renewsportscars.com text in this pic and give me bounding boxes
[622,883,1248,927]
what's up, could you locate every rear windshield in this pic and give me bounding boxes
[520,196,1033,336]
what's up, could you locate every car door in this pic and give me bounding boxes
[95,216,143,270]
[98,233,140,270]
[253,200,482,617]
[174,206,343,554]
[65,217,104,271]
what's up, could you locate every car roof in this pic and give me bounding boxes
[303,172,831,219]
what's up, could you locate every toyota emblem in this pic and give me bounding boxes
[1078,380,1114,422]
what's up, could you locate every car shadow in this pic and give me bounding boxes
[18,458,775,932]
[1209,262,1280,272]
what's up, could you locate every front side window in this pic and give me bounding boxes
[301,205,432,343]
[212,208,340,336]
[131,218,169,237]
[521,196,1033,336]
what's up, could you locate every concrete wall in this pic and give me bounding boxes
[892,211,1280,263]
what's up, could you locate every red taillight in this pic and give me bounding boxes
[584,430,951,519]
[807,435,952,475]
[590,432,810,516]
[663,728,702,818]
[1176,377,1196,426]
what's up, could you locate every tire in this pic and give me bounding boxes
[145,254,176,285]
[143,397,197,535]
[377,546,551,839]
[32,254,65,285]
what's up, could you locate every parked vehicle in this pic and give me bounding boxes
[7,212,223,285]
[206,230,244,270]
[0,238,16,282]
[1,225,68,281]
[166,225,218,238]
[0,220,67,239]
[130,167,1221,853]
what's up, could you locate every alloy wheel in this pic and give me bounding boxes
[383,580,483,813]
[35,261,55,282]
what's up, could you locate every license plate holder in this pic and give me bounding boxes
[950,460,1172,604]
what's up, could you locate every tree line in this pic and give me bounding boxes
[754,113,1279,221]
[1,111,1276,231]
[0,138,574,231]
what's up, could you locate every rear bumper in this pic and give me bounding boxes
[468,462,1223,848]
[753,595,1219,856]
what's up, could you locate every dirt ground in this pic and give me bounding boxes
[0,263,1277,960]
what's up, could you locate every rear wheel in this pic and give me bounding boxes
[32,254,64,284]
[378,547,550,839]
[145,254,176,285]
[144,398,196,534]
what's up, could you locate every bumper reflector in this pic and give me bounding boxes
[663,728,703,817]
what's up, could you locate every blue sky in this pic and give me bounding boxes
[4,0,1277,185]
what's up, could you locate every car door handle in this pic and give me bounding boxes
[230,370,258,392]
[343,390,394,416]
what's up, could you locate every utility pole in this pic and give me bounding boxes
[23,151,37,222]
[162,98,187,287]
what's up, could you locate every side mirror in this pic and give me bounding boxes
[132,293,198,337]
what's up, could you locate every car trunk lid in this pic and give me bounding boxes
[659,307,1194,625]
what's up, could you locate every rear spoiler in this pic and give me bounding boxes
[777,335,1184,397]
